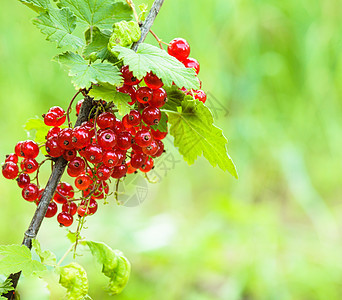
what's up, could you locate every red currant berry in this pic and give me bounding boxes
[57,212,73,227]
[96,165,112,181]
[140,157,154,173]
[97,112,115,129]
[45,201,58,218]
[149,88,167,108]
[117,85,137,105]
[75,174,92,190]
[80,198,98,215]
[76,99,84,115]
[63,149,77,161]
[5,153,18,164]
[84,144,103,164]
[67,157,85,177]
[193,90,207,103]
[57,128,74,150]
[45,137,63,157]
[115,149,127,166]
[130,152,148,169]
[2,162,19,179]
[126,161,137,174]
[135,129,152,147]
[22,183,39,202]
[121,65,141,85]
[90,181,109,199]
[102,151,119,168]
[144,72,163,89]
[44,112,59,126]
[111,164,128,178]
[81,121,95,138]
[142,106,161,126]
[21,140,39,159]
[54,182,74,204]
[136,87,153,104]
[122,115,133,129]
[127,110,141,126]
[113,118,125,134]
[47,127,61,139]
[116,131,133,150]
[15,141,24,157]
[62,202,77,216]
[152,140,165,157]
[142,139,159,156]
[168,38,190,62]
[48,106,66,126]
[72,126,91,149]
[98,129,117,150]
[183,57,200,74]
[151,128,168,140]
[21,158,39,174]
[17,173,30,188]
[77,205,87,217]
[132,143,143,153]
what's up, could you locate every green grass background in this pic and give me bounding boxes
[1,0,342,299]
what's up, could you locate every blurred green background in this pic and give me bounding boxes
[1,0,342,299]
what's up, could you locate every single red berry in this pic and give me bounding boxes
[122,115,133,129]
[142,139,159,156]
[120,65,141,85]
[21,158,39,174]
[76,99,84,115]
[15,141,24,157]
[152,140,165,157]
[84,144,103,164]
[47,127,61,139]
[57,128,74,150]
[67,157,85,177]
[45,201,58,218]
[142,106,161,126]
[63,149,77,161]
[2,162,19,179]
[22,183,39,202]
[113,118,125,134]
[98,129,117,150]
[127,110,141,126]
[5,153,18,164]
[102,151,119,168]
[149,88,167,108]
[57,212,73,227]
[80,198,98,215]
[75,174,92,190]
[45,137,63,157]
[117,85,137,105]
[136,87,153,104]
[96,165,112,181]
[130,152,148,169]
[135,129,152,147]
[54,182,74,204]
[131,144,143,153]
[72,126,91,149]
[168,38,190,62]
[140,157,154,173]
[183,57,200,74]
[81,121,95,138]
[62,202,77,216]
[116,131,133,150]
[44,112,59,126]
[48,106,66,126]
[126,161,137,174]
[111,164,128,178]
[97,112,115,129]
[21,140,39,159]
[193,90,207,103]
[17,173,30,188]
[151,128,168,140]
[114,149,127,166]
[77,205,87,217]
[144,72,163,89]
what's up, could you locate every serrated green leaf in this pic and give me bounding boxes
[111,43,200,89]
[59,262,88,300]
[54,52,122,89]
[83,27,112,61]
[0,278,14,295]
[0,245,46,277]
[108,20,141,48]
[167,97,238,178]
[89,83,131,116]
[32,239,56,267]
[33,7,84,49]
[57,0,132,29]
[85,241,130,295]
[19,0,50,13]
[163,86,185,111]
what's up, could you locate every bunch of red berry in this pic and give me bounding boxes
[1,37,203,228]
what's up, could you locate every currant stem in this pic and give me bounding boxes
[66,89,83,128]
[57,242,75,267]
[149,29,164,49]
[126,0,140,23]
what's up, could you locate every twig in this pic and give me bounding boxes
[66,89,82,128]
[149,29,164,49]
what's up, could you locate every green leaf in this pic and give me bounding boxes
[0,278,14,295]
[83,27,112,61]
[57,0,133,29]
[89,83,131,116]
[108,20,141,48]
[138,4,148,22]
[163,86,185,111]
[33,7,84,49]
[0,245,46,277]
[85,241,130,295]
[24,118,50,144]
[54,52,122,89]
[32,239,57,267]
[111,43,200,89]
[168,97,238,178]
[59,262,88,300]
[150,112,168,132]
[19,0,50,13]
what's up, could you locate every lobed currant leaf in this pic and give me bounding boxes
[110,43,200,89]
[163,86,185,111]
[89,83,131,116]
[168,97,238,178]
[0,244,46,277]
[57,0,133,30]
[32,239,57,267]
[0,278,14,296]
[83,27,112,61]
[33,7,84,49]
[59,262,88,300]
[54,52,122,89]
[19,0,50,13]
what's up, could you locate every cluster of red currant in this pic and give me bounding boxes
[1,37,202,228]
